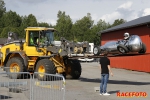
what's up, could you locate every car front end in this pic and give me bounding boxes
[128,35,143,52]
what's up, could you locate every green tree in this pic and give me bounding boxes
[72,13,94,42]
[38,22,49,27]
[55,11,73,40]
[26,14,38,27]
[21,16,28,28]
[18,16,28,38]
[0,3,127,45]
[0,0,6,30]
[97,19,111,31]
[0,10,22,38]
[90,25,100,45]
[0,0,6,18]
[90,19,111,45]
[0,27,20,38]
[111,19,126,27]
[1,10,22,27]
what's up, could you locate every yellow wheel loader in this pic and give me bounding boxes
[0,27,81,80]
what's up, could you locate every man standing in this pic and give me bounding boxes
[99,51,113,96]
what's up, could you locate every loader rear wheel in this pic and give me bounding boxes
[35,59,56,81]
[67,59,81,79]
[6,57,26,79]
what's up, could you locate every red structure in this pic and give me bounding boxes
[100,15,150,72]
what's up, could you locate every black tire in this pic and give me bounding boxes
[67,59,82,79]
[93,46,101,56]
[6,57,26,79]
[35,59,56,81]
[117,44,128,54]
[138,43,146,54]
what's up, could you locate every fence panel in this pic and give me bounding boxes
[0,71,31,100]
[0,67,66,100]
[32,72,65,100]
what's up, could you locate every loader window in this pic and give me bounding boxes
[29,31,39,46]
[45,31,54,45]
[28,30,55,46]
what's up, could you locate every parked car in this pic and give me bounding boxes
[93,35,146,55]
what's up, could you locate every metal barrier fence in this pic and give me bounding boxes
[0,72,31,100]
[32,72,65,100]
[0,67,65,100]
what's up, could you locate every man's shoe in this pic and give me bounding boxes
[103,92,110,96]
[99,93,103,95]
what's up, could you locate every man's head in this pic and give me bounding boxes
[124,32,130,39]
[102,51,108,57]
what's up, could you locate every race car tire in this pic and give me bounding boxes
[93,46,101,56]
[138,43,146,54]
[117,44,128,54]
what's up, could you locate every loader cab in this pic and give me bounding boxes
[26,27,55,47]
[24,27,56,56]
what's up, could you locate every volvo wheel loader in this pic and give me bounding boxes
[0,27,81,80]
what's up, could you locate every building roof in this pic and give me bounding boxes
[100,15,150,34]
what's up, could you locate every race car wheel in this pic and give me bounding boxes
[93,46,101,55]
[117,44,128,54]
[138,43,146,54]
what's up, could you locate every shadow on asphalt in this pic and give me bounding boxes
[108,90,120,94]
[0,95,12,99]
[79,77,150,85]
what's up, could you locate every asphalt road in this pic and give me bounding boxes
[65,62,150,100]
[0,62,149,100]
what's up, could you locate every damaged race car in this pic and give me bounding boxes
[93,35,146,55]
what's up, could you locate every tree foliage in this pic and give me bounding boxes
[0,0,6,18]
[55,10,72,40]
[111,19,126,27]
[26,14,38,27]
[0,27,20,38]
[72,13,94,42]
[0,0,6,29]
[38,22,50,27]
[0,0,126,45]
[90,19,111,45]
[0,10,22,37]
[1,10,22,27]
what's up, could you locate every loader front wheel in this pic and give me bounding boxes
[66,59,81,79]
[6,57,26,79]
[35,59,56,81]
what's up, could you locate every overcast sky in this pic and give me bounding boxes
[4,0,150,25]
